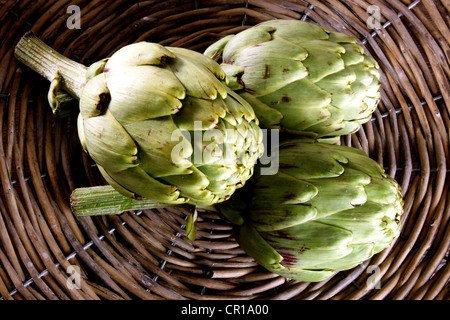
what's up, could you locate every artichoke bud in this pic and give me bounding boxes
[218,139,403,282]
[204,19,382,142]
[78,41,264,206]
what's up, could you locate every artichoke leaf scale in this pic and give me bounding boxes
[222,25,276,63]
[364,176,403,205]
[77,114,87,152]
[310,243,375,271]
[315,68,356,109]
[168,54,226,100]
[259,35,309,60]
[238,223,284,270]
[262,220,354,252]
[203,34,235,61]
[104,166,185,204]
[276,142,348,179]
[161,166,222,205]
[97,165,141,200]
[250,171,318,205]
[239,91,283,129]
[305,104,349,136]
[225,87,257,122]
[339,43,365,66]
[327,31,358,44]
[222,90,251,123]
[82,110,138,172]
[137,145,193,178]
[202,179,228,193]
[104,41,176,69]
[249,204,317,232]
[278,246,354,270]
[197,164,235,181]
[345,58,379,87]
[85,59,108,82]
[106,65,185,99]
[257,78,332,132]
[274,268,335,282]
[168,46,228,81]
[234,42,309,96]
[342,153,386,178]
[323,200,399,223]
[172,96,224,130]
[300,39,346,83]
[220,64,245,90]
[319,208,399,245]
[205,180,236,198]
[79,73,110,119]
[105,66,185,125]
[124,118,194,178]
[259,19,330,43]
[336,81,369,119]
[305,168,371,218]
[226,169,247,187]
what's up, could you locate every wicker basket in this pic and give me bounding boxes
[0,0,448,300]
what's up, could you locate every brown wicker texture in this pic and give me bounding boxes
[0,0,448,300]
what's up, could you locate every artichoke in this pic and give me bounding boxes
[219,139,403,282]
[205,19,381,143]
[78,43,265,205]
[15,34,264,206]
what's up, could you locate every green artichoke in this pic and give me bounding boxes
[219,139,403,282]
[205,19,381,143]
[14,34,264,206]
[77,43,264,206]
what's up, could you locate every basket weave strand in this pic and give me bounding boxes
[0,0,448,300]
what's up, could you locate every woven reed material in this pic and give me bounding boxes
[0,0,448,300]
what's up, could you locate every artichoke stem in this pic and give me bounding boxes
[14,32,87,100]
[71,185,217,217]
[70,185,179,216]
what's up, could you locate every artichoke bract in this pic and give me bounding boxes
[15,34,264,206]
[205,19,381,143]
[219,139,403,282]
